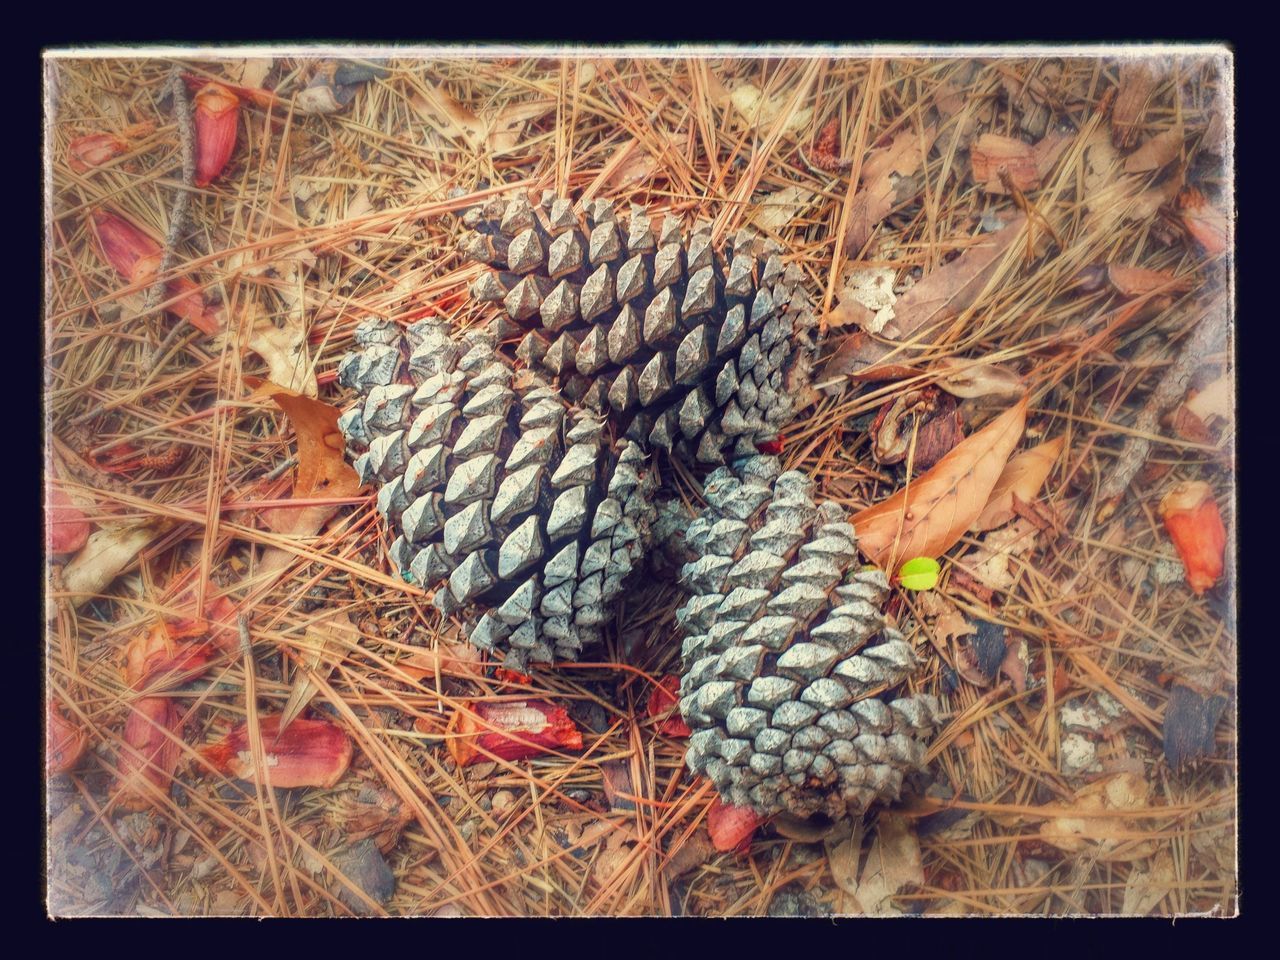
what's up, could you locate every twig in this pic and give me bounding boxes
[144,68,197,358]
[1096,309,1227,520]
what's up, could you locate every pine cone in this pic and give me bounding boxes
[337,316,659,670]
[674,455,941,821]
[457,192,820,465]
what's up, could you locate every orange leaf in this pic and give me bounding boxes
[257,384,363,500]
[1159,481,1226,595]
[646,676,692,738]
[972,435,1065,532]
[123,620,215,691]
[852,397,1028,569]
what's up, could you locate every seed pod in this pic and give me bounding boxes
[193,82,240,187]
[123,620,215,690]
[68,132,127,173]
[115,697,183,811]
[1158,480,1226,595]
[47,481,90,555]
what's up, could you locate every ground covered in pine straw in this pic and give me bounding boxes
[43,50,1235,917]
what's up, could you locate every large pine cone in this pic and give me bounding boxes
[457,192,820,465]
[337,316,659,670]
[675,455,941,821]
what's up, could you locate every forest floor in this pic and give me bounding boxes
[44,49,1235,917]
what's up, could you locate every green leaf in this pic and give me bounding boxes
[898,556,940,591]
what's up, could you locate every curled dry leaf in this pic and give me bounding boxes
[1037,771,1158,861]
[279,612,359,735]
[251,383,364,583]
[971,131,1071,194]
[124,619,216,691]
[1177,187,1229,256]
[202,715,353,789]
[850,814,923,916]
[726,82,812,134]
[1105,263,1194,298]
[932,357,1026,399]
[115,697,183,812]
[972,435,1065,532]
[1123,125,1183,174]
[447,700,583,767]
[47,700,89,775]
[645,676,692,738]
[962,517,1040,593]
[339,786,414,854]
[706,796,762,853]
[842,125,938,257]
[51,520,168,620]
[852,397,1028,570]
[1112,61,1159,149]
[750,184,818,234]
[1158,481,1226,595]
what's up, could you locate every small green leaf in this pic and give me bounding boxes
[898,556,940,591]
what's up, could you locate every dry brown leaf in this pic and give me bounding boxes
[843,125,937,255]
[971,131,1070,194]
[1106,263,1194,298]
[1178,187,1229,255]
[962,517,1039,592]
[250,384,364,582]
[487,99,553,156]
[750,184,818,234]
[279,612,359,735]
[824,820,867,896]
[409,82,485,151]
[932,358,1026,399]
[825,216,1026,380]
[1124,125,1183,174]
[1122,850,1177,915]
[238,305,315,397]
[395,642,484,682]
[50,520,169,619]
[972,435,1065,532]
[726,82,812,134]
[1038,771,1158,861]
[849,814,923,916]
[852,397,1028,569]
[1112,62,1159,148]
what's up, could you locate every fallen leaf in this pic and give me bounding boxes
[851,814,923,916]
[832,266,897,335]
[970,133,1038,192]
[824,819,867,895]
[279,612,358,735]
[202,714,352,788]
[487,99,553,156]
[1112,62,1160,148]
[954,619,1008,688]
[1106,263,1194,298]
[962,517,1040,592]
[47,700,89,775]
[251,384,364,583]
[340,786,413,854]
[447,700,583,767]
[1038,771,1157,861]
[394,642,484,683]
[726,82,812,134]
[852,397,1028,569]
[706,796,762,853]
[51,520,167,619]
[999,637,1031,693]
[843,125,937,256]
[123,619,216,691]
[593,828,635,885]
[646,676,692,738]
[932,358,1026,400]
[47,480,91,555]
[1124,125,1183,174]
[664,830,718,879]
[973,435,1065,531]
[826,216,1027,380]
[600,760,636,812]
[749,184,818,234]
[601,139,661,192]
[1122,850,1177,915]
[409,82,486,152]
[1158,481,1226,595]
[115,697,183,812]
[1177,187,1229,256]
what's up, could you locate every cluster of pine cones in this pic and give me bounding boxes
[337,192,941,823]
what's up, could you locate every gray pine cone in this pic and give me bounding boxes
[675,455,942,821]
[457,192,820,466]
[337,315,659,670]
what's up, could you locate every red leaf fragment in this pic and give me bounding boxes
[646,676,692,738]
[124,620,216,690]
[47,700,89,775]
[193,83,241,187]
[447,699,583,767]
[68,132,127,173]
[47,481,91,555]
[115,697,183,811]
[706,796,762,853]
[202,714,353,788]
